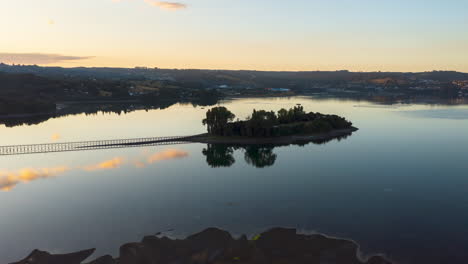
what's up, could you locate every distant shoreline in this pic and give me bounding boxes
[184,127,358,145]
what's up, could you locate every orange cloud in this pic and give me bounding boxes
[147,149,189,164]
[0,167,70,191]
[83,157,125,171]
[143,0,187,10]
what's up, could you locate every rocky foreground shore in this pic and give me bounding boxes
[11,228,392,264]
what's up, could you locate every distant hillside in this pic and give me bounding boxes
[1,63,467,85]
[414,71,468,81]
[0,72,65,99]
[0,71,132,115]
[0,72,60,115]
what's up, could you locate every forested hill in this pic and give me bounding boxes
[0,72,62,97]
[1,63,468,83]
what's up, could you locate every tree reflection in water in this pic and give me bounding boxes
[243,146,277,168]
[202,144,235,168]
[203,144,277,168]
[202,132,352,168]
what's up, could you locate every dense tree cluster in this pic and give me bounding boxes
[202,107,236,135]
[203,106,353,137]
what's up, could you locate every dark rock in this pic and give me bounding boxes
[119,242,153,264]
[11,228,393,264]
[366,255,393,264]
[10,248,95,264]
[87,255,116,264]
[186,228,234,250]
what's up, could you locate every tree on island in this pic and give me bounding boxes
[203,106,353,137]
[202,107,236,135]
[247,110,278,137]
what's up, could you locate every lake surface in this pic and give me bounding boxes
[1,97,468,264]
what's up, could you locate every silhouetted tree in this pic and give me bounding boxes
[203,107,236,135]
[277,108,289,124]
[246,109,278,137]
[203,106,352,137]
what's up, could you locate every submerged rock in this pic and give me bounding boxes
[12,228,392,264]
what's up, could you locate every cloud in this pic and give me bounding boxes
[47,19,55,25]
[83,157,126,171]
[0,167,70,191]
[113,0,186,10]
[0,53,93,65]
[143,0,187,10]
[147,149,189,163]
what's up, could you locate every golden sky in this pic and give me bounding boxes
[0,0,467,72]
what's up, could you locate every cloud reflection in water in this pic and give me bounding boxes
[0,148,189,192]
[0,167,70,191]
[83,157,126,171]
[147,149,189,164]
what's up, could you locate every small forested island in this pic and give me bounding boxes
[190,106,357,145]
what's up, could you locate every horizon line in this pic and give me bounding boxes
[1,63,467,74]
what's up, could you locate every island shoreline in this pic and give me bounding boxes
[183,127,358,145]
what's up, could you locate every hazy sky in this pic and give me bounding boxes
[1,0,467,71]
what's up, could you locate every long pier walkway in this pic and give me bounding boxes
[0,136,197,156]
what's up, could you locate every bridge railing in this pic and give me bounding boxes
[0,135,195,156]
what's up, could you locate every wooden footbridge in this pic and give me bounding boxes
[0,136,197,156]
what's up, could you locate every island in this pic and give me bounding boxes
[189,105,358,145]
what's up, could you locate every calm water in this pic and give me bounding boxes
[1,97,468,264]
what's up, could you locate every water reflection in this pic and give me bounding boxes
[0,149,189,191]
[402,108,468,120]
[3,94,468,128]
[0,166,70,191]
[202,145,282,168]
[83,157,126,171]
[51,133,61,141]
[202,144,235,168]
[0,133,353,191]
[244,146,277,168]
[147,149,189,164]
[202,132,352,168]
[2,97,468,264]
[0,99,218,128]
